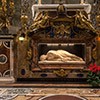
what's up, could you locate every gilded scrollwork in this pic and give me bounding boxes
[53,69,70,77]
[74,11,96,32]
[0,0,15,31]
[54,24,70,37]
[30,11,51,31]
[96,15,100,27]
[91,40,97,63]
[92,47,97,60]
[27,48,32,60]
[29,4,97,40]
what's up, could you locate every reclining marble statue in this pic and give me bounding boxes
[40,50,83,62]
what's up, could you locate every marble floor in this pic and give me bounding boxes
[0,87,100,100]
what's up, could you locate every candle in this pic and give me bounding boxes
[38,0,41,4]
[80,0,84,4]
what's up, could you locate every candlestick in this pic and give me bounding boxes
[97,35,100,65]
[2,0,6,3]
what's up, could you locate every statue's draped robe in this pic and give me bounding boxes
[40,50,83,62]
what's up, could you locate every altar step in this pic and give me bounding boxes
[0,82,92,88]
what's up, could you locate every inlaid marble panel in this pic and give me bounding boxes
[0,38,15,83]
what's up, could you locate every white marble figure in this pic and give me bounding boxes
[40,50,83,62]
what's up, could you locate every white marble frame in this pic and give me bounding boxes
[32,4,91,19]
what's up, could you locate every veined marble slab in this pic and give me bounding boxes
[0,88,100,100]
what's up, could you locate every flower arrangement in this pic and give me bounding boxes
[87,63,100,86]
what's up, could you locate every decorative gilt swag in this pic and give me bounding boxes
[29,4,97,41]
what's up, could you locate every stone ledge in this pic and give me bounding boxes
[0,77,15,83]
[0,83,93,88]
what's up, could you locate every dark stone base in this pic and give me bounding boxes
[17,78,87,84]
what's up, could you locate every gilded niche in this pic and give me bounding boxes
[28,4,97,71]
